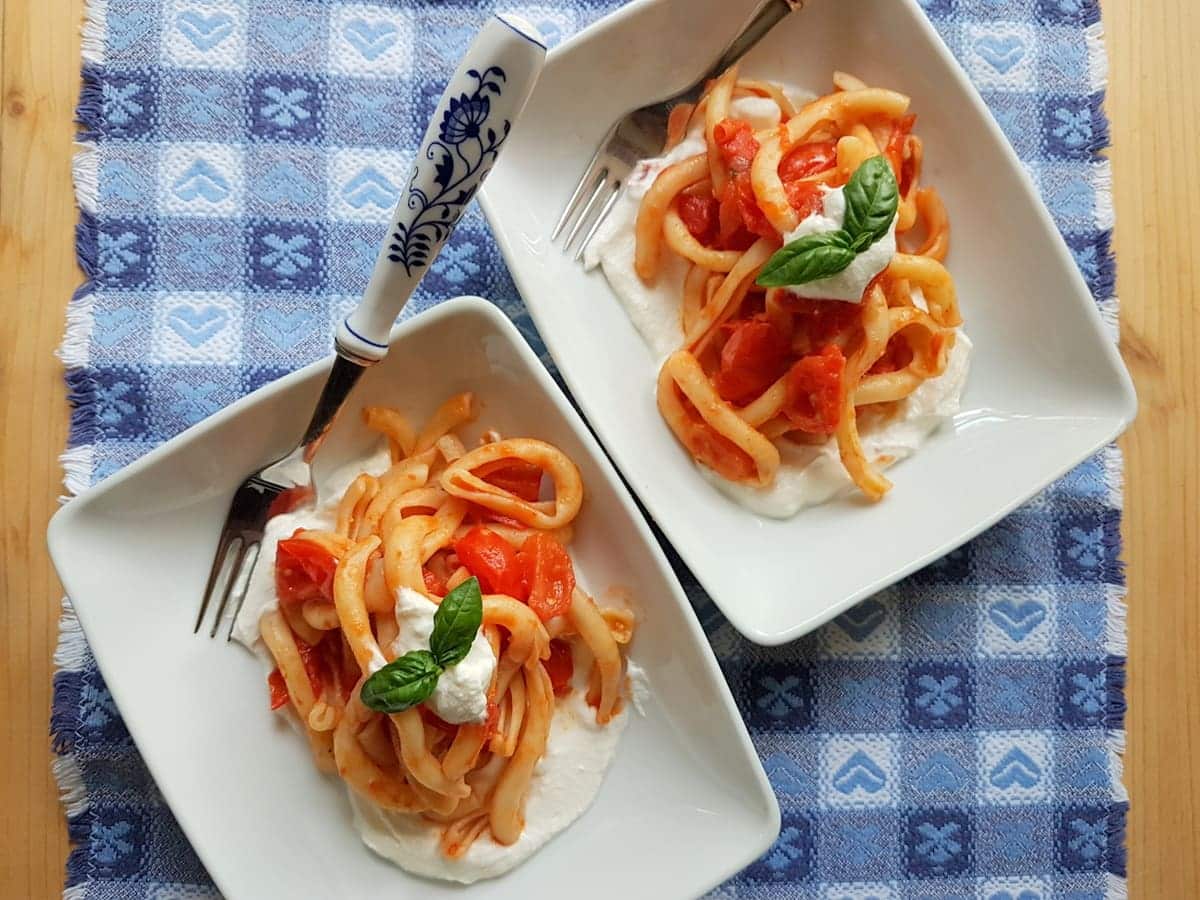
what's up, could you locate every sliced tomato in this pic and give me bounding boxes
[779,139,837,181]
[783,345,846,435]
[720,172,777,242]
[482,460,543,502]
[453,526,526,598]
[516,533,575,622]
[712,118,759,173]
[274,533,337,606]
[783,180,826,219]
[423,567,448,597]
[713,316,789,404]
[678,193,719,244]
[296,636,324,698]
[268,668,289,710]
[683,419,758,482]
[544,639,575,696]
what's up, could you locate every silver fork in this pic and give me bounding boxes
[194,14,547,638]
[551,0,805,260]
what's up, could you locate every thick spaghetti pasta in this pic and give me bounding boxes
[630,71,963,501]
[253,395,636,866]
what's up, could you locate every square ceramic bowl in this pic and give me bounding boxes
[47,297,779,899]
[480,0,1136,644]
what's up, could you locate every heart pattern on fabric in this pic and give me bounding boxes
[832,751,888,794]
[915,751,968,793]
[833,599,886,642]
[989,747,1043,789]
[261,14,314,54]
[343,19,398,60]
[107,9,153,52]
[168,304,229,347]
[93,307,139,347]
[172,160,231,203]
[176,11,235,52]
[975,34,1027,73]
[261,308,315,349]
[988,599,1048,641]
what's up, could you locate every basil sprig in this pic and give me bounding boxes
[360,577,483,714]
[756,155,898,288]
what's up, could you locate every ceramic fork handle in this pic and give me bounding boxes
[335,14,547,364]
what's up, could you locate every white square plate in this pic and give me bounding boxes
[480,0,1136,644]
[48,297,779,898]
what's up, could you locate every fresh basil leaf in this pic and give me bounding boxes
[756,231,856,288]
[849,230,875,253]
[360,650,442,713]
[429,577,483,669]
[842,155,898,247]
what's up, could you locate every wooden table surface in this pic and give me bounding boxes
[1,1,1196,896]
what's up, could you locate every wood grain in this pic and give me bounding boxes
[1105,0,1200,896]
[0,0,1196,895]
[0,0,82,895]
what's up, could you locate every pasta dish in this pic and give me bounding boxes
[587,69,970,517]
[234,393,637,882]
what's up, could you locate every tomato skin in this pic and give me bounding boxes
[779,140,838,181]
[516,533,576,622]
[482,461,543,502]
[275,534,337,606]
[713,118,759,173]
[453,526,527,598]
[682,418,758,482]
[268,669,289,710]
[713,317,790,404]
[784,180,825,219]
[784,345,846,435]
[423,568,448,597]
[544,639,575,696]
[721,172,777,242]
[678,194,719,244]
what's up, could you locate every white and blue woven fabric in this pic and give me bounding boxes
[54,1,1127,897]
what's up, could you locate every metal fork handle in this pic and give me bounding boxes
[698,0,806,96]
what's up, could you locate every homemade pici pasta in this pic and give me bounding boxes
[588,69,969,516]
[236,393,637,882]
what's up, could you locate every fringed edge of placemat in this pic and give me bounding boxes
[50,0,106,895]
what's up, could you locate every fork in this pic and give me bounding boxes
[551,0,806,260]
[195,14,546,639]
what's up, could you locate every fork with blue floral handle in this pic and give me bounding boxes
[195,14,546,639]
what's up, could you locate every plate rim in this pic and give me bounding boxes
[47,295,781,897]
[479,0,1137,646]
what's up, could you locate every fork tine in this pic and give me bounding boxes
[563,171,611,252]
[209,538,249,638]
[225,541,262,642]
[572,184,621,262]
[551,146,610,242]
[195,532,238,634]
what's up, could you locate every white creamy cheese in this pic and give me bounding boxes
[586,84,971,518]
[390,586,495,725]
[232,445,393,650]
[352,687,631,883]
[780,184,898,302]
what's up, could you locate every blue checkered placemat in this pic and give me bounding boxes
[53,1,1126,897]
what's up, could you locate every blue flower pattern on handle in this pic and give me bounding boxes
[387,66,509,276]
